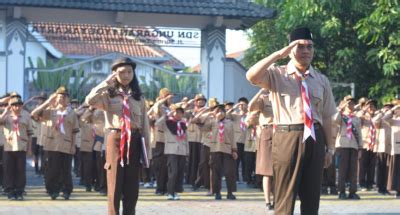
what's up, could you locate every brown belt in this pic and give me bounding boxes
[262,124,273,128]
[275,123,321,132]
[107,128,141,133]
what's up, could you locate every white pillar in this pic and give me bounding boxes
[200,26,226,102]
[5,18,27,98]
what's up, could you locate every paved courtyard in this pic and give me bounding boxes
[0,162,399,215]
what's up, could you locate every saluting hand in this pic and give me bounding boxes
[277,40,299,59]
[105,72,118,85]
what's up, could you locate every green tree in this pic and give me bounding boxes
[246,0,397,103]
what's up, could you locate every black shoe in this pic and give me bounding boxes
[99,190,107,196]
[330,187,338,195]
[348,193,361,200]
[86,186,92,192]
[16,194,24,200]
[320,186,328,195]
[227,193,236,200]
[63,193,70,200]
[215,192,222,200]
[7,193,16,200]
[338,192,347,200]
[266,203,274,210]
[155,190,165,196]
[50,193,58,200]
[191,185,199,191]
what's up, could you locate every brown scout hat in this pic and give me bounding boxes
[55,86,69,95]
[9,91,21,99]
[9,97,23,106]
[111,57,137,71]
[159,88,172,98]
[194,93,206,101]
[365,99,378,107]
[208,97,219,108]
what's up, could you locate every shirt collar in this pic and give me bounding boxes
[286,60,315,78]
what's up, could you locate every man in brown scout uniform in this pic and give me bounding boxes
[334,95,362,200]
[148,88,174,195]
[0,96,33,200]
[246,27,337,215]
[226,97,249,183]
[185,94,206,189]
[0,100,8,192]
[192,97,219,194]
[78,106,96,192]
[372,102,395,195]
[357,99,378,191]
[377,101,400,198]
[85,57,150,215]
[201,104,238,200]
[248,88,275,210]
[31,86,79,200]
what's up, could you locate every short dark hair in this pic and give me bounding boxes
[238,97,248,104]
[175,107,184,114]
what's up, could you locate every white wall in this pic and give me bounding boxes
[223,59,259,103]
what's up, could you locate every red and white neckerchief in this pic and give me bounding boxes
[176,120,186,142]
[294,71,316,142]
[367,119,376,151]
[240,115,247,132]
[343,113,353,139]
[119,91,132,167]
[12,115,20,139]
[251,126,257,141]
[55,110,67,134]
[218,120,225,143]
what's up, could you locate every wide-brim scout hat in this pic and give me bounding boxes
[159,88,172,98]
[111,57,136,71]
[289,27,313,43]
[213,104,225,112]
[208,97,219,108]
[365,99,378,107]
[224,101,234,106]
[55,86,69,95]
[9,91,21,99]
[194,93,206,102]
[9,97,23,106]
[343,95,356,106]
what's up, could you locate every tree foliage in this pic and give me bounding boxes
[246,0,399,103]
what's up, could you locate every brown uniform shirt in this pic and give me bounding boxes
[185,108,203,143]
[244,112,259,153]
[357,112,376,149]
[192,110,213,147]
[0,110,33,151]
[377,112,399,155]
[155,115,189,156]
[251,60,337,148]
[37,108,79,154]
[85,81,150,154]
[227,113,248,144]
[0,109,6,146]
[251,93,274,126]
[333,112,362,150]
[203,118,236,154]
[79,111,95,152]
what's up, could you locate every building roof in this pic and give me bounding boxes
[31,22,185,69]
[1,0,276,28]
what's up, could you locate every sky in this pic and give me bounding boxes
[162,29,250,68]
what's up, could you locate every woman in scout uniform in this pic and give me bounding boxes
[155,106,189,200]
[85,57,150,215]
[248,88,274,210]
[334,95,362,200]
[243,111,259,188]
[31,86,79,200]
[201,104,238,200]
[0,96,33,200]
